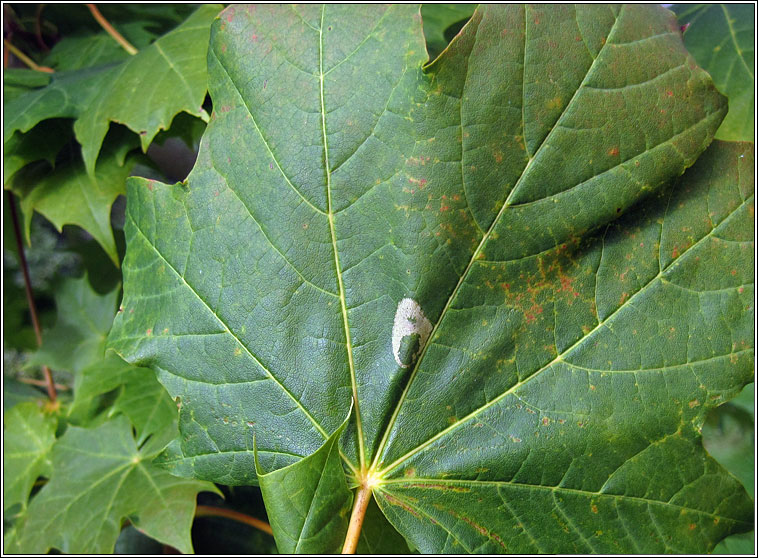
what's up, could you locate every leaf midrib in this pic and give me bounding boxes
[370,5,624,471]
[319,4,365,471]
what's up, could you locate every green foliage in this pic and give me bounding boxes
[256,414,353,553]
[420,4,477,60]
[706,382,755,555]
[674,4,755,141]
[3,3,754,555]
[3,4,220,262]
[3,402,57,513]
[8,416,218,554]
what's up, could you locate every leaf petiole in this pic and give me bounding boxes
[341,481,373,554]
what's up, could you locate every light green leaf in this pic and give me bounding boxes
[42,22,159,71]
[112,364,178,447]
[712,531,755,555]
[3,5,220,179]
[7,145,136,265]
[703,382,755,499]
[674,4,755,141]
[68,351,176,447]
[256,412,353,553]
[28,275,118,375]
[10,415,219,554]
[3,68,52,103]
[730,381,754,417]
[68,352,137,422]
[74,4,221,176]
[3,63,113,139]
[3,402,57,513]
[704,381,755,555]
[109,5,751,554]
[421,4,477,61]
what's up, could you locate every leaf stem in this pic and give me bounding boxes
[6,191,57,402]
[17,377,70,391]
[194,505,273,536]
[341,482,372,554]
[86,4,137,55]
[34,4,49,51]
[3,39,53,72]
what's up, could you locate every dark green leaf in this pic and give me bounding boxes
[4,119,73,183]
[674,4,754,141]
[421,4,477,61]
[2,377,48,411]
[108,5,751,553]
[256,413,353,554]
[10,416,219,554]
[3,402,57,513]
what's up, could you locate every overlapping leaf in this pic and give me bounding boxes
[73,4,221,175]
[420,4,477,60]
[108,4,752,553]
[675,4,754,141]
[7,147,136,265]
[27,275,118,374]
[3,5,221,177]
[8,416,218,554]
[3,402,57,513]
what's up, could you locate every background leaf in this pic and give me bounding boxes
[10,415,219,554]
[26,275,118,374]
[420,4,477,61]
[74,4,221,176]
[674,4,755,141]
[7,147,136,265]
[3,402,57,513]
[706,382,755,555]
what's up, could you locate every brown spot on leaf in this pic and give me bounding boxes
[382,493,421,518]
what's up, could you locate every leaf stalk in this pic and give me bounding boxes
[6,191,57,402]
[341,481,373,554]
[86,4,137,55]
[194,505,273,536]
[3,39,53,72]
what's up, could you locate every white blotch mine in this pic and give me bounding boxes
[392,298,432,368]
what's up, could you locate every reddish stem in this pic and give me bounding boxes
[195,505,273,536]
[6,191,57,402]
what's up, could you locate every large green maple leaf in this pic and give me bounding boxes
[109,4,753,553]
